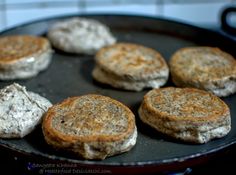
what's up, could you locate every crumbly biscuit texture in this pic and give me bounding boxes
[0,83,52,138]
[47,17,116,54]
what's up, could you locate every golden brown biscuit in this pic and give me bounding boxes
[0,35,52,80]
[169,47,236,97]
[139,87,231,144]
[42,94,137,160]
[93,43,169,91]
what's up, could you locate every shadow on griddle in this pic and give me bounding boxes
[25,126,86,161]
[165,73,176,87]
[79,58,95,84]
[51,46,90,57]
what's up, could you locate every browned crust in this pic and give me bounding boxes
[169,47,236,86]
[42,94,135,144]
[95,42,168,81]
[0,35,50,64]
[141,87,230,124]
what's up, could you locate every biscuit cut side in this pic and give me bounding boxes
[0,35,53,80]
[139,87,231,144]
[47,17,116,54]
[93,43,169,91]
[93,66,167,91]
[42,94,137,159]
[0,83,52,138]
[169,47,236,97]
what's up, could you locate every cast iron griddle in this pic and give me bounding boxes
[0,14,235,171]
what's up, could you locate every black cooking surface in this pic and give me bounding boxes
[0,15,235,173]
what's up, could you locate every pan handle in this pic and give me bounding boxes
[221,7,236,35]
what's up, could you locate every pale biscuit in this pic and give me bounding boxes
[0,83,52,138]
[47,17,116,54]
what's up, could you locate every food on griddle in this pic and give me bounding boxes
[139,87,231,144]
[47,17,116,55]
[42,94,137,160]
[169,47,236,97]
[0,83,52,138]
[0,35,52,80]
[92,43,169,91]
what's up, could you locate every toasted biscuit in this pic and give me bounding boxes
[0,35,52,80]
[0,83,52,138]
[169,47,236,97]
[93,43,169,91]
[139,87,231,144]
[47,17,116,54]
[42,94,137,160]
